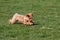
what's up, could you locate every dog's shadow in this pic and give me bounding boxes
[33,23,39,25]
[14,22,22,24]
[14,22,40,26]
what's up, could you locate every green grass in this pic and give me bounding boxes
[0,0,60,40]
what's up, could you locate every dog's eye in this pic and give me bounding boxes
[27,20,28,22]
[30,20,32,22]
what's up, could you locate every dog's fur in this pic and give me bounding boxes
[9,13,33,25]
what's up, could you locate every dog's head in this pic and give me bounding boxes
[24,13,33,25]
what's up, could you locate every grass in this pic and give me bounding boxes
[0,0,60,40]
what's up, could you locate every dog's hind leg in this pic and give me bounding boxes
[9,13,19,24]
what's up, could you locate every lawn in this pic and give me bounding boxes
[0,0,60,40]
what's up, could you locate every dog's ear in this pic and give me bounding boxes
[26,13,33,18]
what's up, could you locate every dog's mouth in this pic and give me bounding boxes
[26,22,34,25]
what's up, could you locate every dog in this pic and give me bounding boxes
[9,13,34,25]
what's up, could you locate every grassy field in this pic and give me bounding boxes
[0,0,60,40]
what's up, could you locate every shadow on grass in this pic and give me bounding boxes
[14,22,22,24]
[14,22,39,26]
[33,23,39,25]
[13,21,41,26]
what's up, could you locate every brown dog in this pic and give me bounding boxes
[9,13,33,25]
